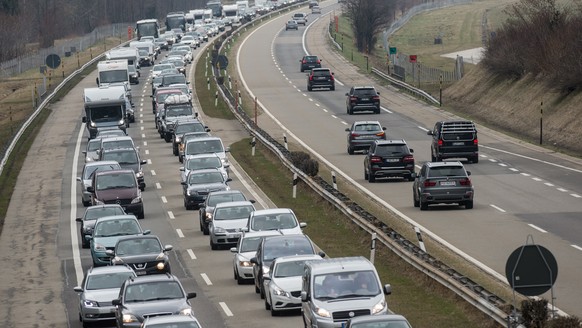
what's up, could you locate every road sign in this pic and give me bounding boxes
[409,55,417,63]
[389,47,397,55]
[505,244,558,296]
[45,54,61,69]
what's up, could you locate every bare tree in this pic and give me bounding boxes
[343,0,395,53]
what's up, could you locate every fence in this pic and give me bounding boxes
[0,23,130,78]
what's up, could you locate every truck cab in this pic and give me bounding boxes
[83,86,128,139]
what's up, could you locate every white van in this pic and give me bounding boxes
[301,256,392,328]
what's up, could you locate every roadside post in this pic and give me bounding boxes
[292,173,298,198]
[370,233,377,264]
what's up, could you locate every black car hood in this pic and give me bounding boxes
[116,254,164,263]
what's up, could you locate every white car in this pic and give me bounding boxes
[180,153,229,184]
[179,35,198,48]
[209,201,256,250]
[151,63,177,78]
[231,231,282,284]
[264,254,324,315]
[245,208,307,234]
[83,138,102,162]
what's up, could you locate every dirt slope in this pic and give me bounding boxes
[443,65,582,156]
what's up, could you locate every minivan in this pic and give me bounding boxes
[301,256,391,328]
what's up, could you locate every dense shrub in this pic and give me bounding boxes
[289,151,319,177]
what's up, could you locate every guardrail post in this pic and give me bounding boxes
[292,173,298,198]
[215,91,218,107]
[370,233,377,264]
[250,137,256,156]
[228,76,232,89]
[283,133,288,150]
[415,227,426,252]
[331,171,337,190]
[207,77,210,90]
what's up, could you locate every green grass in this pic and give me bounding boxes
[194,46,235,120]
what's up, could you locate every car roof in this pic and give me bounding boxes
[85,204,124,211]
[251,208,294,216]
[354,120,381,125]
[100,147,137,154]
[425,160,464,168]
[187,168,223,175]
[155,88,183,94]
[272,254,323,264]
[263,234,311,245]
[116,234,160,244]
[95,168,136,177]
[214,200,255,209]
[100,136,134,142]
[186,136,223,142]
[353,86,376,89]
[305,256,374,273]
[84,160,120,168]
[86,264,135,275]
[125,273,180,285]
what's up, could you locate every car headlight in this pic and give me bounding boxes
[239,260,251,267]
[179,307,193,316]
[175,137,181,143]
[83,226,93,233]
[315,306,331,318]
[135,171,144,178]
[156,262,165,270]
[94,243,106,251]
[118,119,125,126]
[122,313,139,323]
[204,212,213,221]
[83,299,99,307]
[112,256,123,264]
[272,284,289,297]
[131,196,142,204]
[371,299,386,314]
[213,226,226,234]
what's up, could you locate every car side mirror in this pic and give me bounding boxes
[179,167,185,171]
[383,284,392,295]
[76,218,83,223]
[76,177,82,182]
[345,93,349,96]
[344,128,350,132]
[187,292,197,299]
[141,160,147,165]
[164,245,173,252]
[143,230,151,235]
[382,127,387,130]
[427,131,433,136]
[466,171,471,176]
[73,286,83,293]
[87,186,94,193]
[225,147,230,152]
[409,148,414,153]
[248,199,256,204]
[230,247,238,253]
[300,291,308,302]
[105,250,114,256]
[112,299,121,306]
[300,222,307,228]
[318,251,326,258]
[226,178,233,182]
[411,172,418,179]
[181,181,187,185]
[250,257,258,265]
[264,276,271,282]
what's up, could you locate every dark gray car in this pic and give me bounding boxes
[181,168,232,210]
[412,161,474,210]
[99,147,147,190]
[76,204,125,248]
[112,274,196,328]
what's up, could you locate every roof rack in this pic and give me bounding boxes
[440,121,476,133]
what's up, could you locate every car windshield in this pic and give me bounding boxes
[274,260,307,278]
[154,64,174,73]
[214,205,254,220]
[263,239,313,261]
[116,238,162,256]
[374,145,407,156]
[176,122,204,134]
[251,213,297,231]
[87,140,101,151]
[188,171,224,184]
[240,236,262,252]
[163,75,186,85]
[102,150,138,165]
[314,271,380,300]
[427,166,466,177]
[208,193,246,207]
[94,219,140,237]
[186,139,224,155]
[86,272,135,290]
[96,173,136,191]
[125,281,184,302]
[83,164,120,179]
[186,157,221,170]
[102,140,133,150]
[354,124,381,132]
[84,207,124,221]
[166,105,192,117]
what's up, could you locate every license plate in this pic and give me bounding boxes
[452,142,464,146]
[385,158,399,162]
[361,98,369,101]
[136,270,147,275]
[316,77,326,80]
[440,181,456,186]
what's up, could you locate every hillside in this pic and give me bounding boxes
[442,65,582,157]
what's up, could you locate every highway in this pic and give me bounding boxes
[0,1,581,327]
[236,0,582,318]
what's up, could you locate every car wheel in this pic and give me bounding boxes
[431,152,436,162]
[82,320,90,328]
[210,239,218,250]
[82,199,90,207]
[203,226,209,236]
[199,218,204,231]
[465,200,474,209]
[164,134,171,142]
[436,154,442,162]
[271,306,278,317]
[179,155,183,163]
[307,85,312,91]
[255,281,260,294]
[413,190,420,207]
[471,156,479,163]
[408,174,415,182]
[347,145,354,155]
[300,68,304,72]
[364,169,369,180]
[185,200,192,210]
[136,211,145,219]
[173,146,179,156]
[348,107,353,115]
[265,297,270,310]
[234,268,238,280]
[260,284,265,299]
[420,198,428,211]
[331,85,335,91]
[82,240,89,249]
[368,172,375,183]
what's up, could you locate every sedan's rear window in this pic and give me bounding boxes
[305,56,318,62]
[442,132,474,140]
[354,88,377,96]
[375,144,407,156]
[313,70,330,76]
[354,124,381,132]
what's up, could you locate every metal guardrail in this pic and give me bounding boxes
[371,67,441,106]
[211,6,511,327]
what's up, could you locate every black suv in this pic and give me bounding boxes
[300,55,321,72]
[427,121,478,163]
[112,273,196,328]
[412,161,474,210]
[346,86,381,114]
[307,68,335,91]
[172,119,210,156]
[364,139,415,182]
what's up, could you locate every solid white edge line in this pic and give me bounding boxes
[528,224,547,233]
[219,302,233,316]
[489,204,506,213]
[71,123,85,286]
[200,273,213,285]
[571,245,582,252]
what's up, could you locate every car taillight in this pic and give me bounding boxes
[438,139,443,146]
[473,138,478,145]
[370,156,382,163]
[350,133,359,139]
[373,96,380,101]
[316,60,320,64]
[309,75,313,81]
[459,178,472,186]
[330,75,334,81]
[424,180,437,187]
[302,59,307,64]
[350,96,358,101]
[403,155,414,163]
[376,132,385,137]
